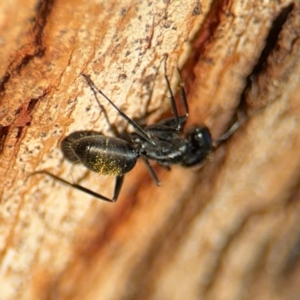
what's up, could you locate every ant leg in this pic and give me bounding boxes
[176,68,189,116]
[164,74,180,128]
[27,171,124,202]
[80,75,120,137]
[164,70,189,130]
[112,175,124,201]
[141,157,161,186]
[81,73,155,146]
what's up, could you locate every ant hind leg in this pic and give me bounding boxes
[27,171,124,202]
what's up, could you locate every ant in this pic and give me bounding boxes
[32,71,212,202]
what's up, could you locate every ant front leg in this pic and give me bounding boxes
[28,171,124,202]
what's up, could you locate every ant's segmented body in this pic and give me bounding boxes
[34,72,212,202]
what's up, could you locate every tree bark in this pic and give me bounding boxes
[0,0,299,299]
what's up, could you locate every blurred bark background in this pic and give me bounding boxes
[0,0,299,299]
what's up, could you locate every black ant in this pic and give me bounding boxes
[32,72,212,202]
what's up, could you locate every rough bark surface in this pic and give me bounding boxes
[0,0,299,299]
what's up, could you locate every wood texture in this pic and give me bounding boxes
[0,0,299,299]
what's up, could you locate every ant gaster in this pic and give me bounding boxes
[33,72,212,202]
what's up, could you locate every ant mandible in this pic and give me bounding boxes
[32,71,212,202]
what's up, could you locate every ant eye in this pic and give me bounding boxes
[195,131,204,141]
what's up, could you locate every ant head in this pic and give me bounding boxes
[181,127,212,167]
[188,127,212,151]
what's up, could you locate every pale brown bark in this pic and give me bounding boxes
[0,0,299,299]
